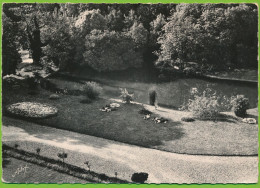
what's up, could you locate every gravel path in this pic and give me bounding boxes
[2,116,258,183]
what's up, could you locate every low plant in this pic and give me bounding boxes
[36,148,41,155]
[57,152,68,164]
[231,95,250,117]
[14,144,19,149]
[120,88,134,104]
[84,161,91,172]
[131,172,149,183]
[81,81,102,100]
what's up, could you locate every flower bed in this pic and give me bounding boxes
[7,102,58,118]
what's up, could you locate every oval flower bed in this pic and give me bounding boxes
[7,102,58,118]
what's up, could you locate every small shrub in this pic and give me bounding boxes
[131,172,149,183]
[81,81,102,99]
[120,88,134,104]
[57,152,68,163]
[36,148,41,155]
[84,161,91,171]
[181,117,195,122]
[231,95,250,117]
[188,88,219,120]
[99,173,108,181]
[14,144,19,149]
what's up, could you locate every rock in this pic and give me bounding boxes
[49,94,60,100]
[242,118,257,124]
[181,117,195,122]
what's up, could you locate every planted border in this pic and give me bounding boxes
[2,144,129,183]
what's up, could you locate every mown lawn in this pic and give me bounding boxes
[2,79,258,156]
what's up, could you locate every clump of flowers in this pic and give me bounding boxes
[120,88,134,104]
[7,102,58,118]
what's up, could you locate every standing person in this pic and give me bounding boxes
[149,88,158,110]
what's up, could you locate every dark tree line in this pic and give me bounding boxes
[2,3,258,76]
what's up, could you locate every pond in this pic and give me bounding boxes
[102,77,258,110]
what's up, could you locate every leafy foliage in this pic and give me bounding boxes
[120,88,134,104]
[187,88,220,120]
[83,30,143,72]
[2,3,257,76]
[57,152,68,163]
[231,95,250,117]
[131,172,149,183]
[157,4,258,70]
[2,13,22,76]
[81,81,102,99]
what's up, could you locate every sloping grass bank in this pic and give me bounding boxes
[2,144,129,183]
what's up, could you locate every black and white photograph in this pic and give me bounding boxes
[1,3,258,183]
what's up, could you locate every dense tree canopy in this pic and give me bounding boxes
[157,4,258,70]
[2,3,258,76]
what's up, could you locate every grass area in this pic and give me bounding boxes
[209,69,258,82]
[3,79,258,156]
[2,144,128,183]
[54,72,258,109]
[2,156,88,183]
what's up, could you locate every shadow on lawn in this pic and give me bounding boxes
[3,112,185,150]
[3,86,185,150]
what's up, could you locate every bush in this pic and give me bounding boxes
[81,82,102,99]
[120,88,134,104]
[231,95,250,117]
[188,88,219,120]
[131,172,149,183]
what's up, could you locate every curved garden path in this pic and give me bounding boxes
[2,116,258,183]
